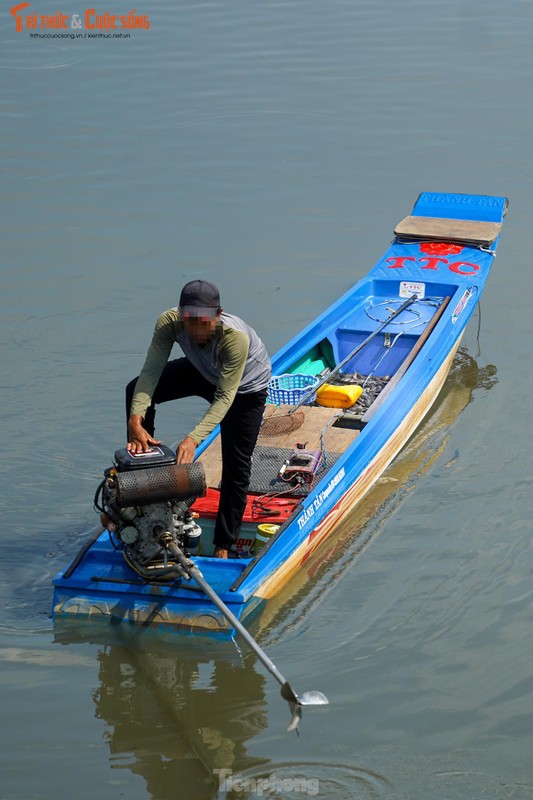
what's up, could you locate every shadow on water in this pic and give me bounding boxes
[51,346,497,799]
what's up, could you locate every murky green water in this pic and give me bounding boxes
[2,0,533,797]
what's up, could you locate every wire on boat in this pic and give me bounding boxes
[364,296,444,327]
[362,330,404,390]
[360,296,447,394]
[251,485,300,520]
[365,302,423,327]
[107,529,122,551]
[93,478,105,513]
[475,300,482,358]
[318,412,343,474]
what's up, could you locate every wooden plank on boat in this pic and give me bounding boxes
[199,404,360,490]
[258,404,360,451]
[394,215,501,246]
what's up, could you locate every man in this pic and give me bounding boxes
[126,279,272,558]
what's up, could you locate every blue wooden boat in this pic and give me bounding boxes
[52,192,508,638]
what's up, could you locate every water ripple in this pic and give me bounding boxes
[222,761,391,799]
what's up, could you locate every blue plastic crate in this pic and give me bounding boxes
[267,373,319,406]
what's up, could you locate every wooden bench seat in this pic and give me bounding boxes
[394,215,502,246]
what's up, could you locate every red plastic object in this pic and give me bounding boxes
[191,488,299,524]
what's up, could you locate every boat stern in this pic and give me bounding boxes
[52,533,262,639]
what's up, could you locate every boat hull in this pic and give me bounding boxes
[253,337,461,600]
[52,191,507,635]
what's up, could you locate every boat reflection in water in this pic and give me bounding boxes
[54,621,270,799]
[54,347,496,798]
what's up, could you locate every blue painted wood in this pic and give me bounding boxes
[52,193,508,634]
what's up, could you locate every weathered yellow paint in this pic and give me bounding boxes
[254,341,461,600]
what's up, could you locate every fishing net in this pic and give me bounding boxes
[259,411,305,437]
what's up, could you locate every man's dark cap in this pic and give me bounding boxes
[179,279,221,318]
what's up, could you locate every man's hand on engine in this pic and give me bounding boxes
[127,415,162,453]
[177,436,197,464]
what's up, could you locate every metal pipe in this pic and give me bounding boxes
[288,293,418,414]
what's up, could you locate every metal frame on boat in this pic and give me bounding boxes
[53,192,508,638]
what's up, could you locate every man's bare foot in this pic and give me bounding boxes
[214,547,228,558]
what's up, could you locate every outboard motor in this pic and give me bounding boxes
[95,445,206,579]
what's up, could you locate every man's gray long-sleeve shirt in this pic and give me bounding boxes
[130,310,271,444]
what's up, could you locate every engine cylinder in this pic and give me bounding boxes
[114,461,206,507]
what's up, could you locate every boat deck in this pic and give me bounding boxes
[200,403,360,490]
